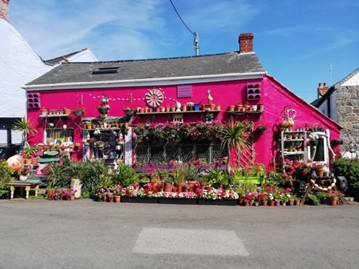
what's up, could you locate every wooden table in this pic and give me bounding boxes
[8,181,41,200]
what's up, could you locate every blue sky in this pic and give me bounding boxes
[10,0,359,103]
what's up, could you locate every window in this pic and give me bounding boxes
[45,128,74,144]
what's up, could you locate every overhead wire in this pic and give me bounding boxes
[169,0,194,35]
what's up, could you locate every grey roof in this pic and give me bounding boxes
[44,48,89,66]
[26,51,265,86]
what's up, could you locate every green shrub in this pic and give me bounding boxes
[333,158,359,189]
[48,159,108,194]
[0,160,15,198]
[109,162,137,187]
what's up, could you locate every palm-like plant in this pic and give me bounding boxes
[13,117,38,147]
[221,121,252,171]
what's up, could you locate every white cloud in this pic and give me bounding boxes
[10,0,165,60]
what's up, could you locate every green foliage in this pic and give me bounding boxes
[171,166,187,185]
[0,160,15,198]
[266,170,286,187]
[48,159,108,194]
[109,162,137,187]
[333,158,359,189]
[207,169,229,187]
[307,194,320,205]
[13,117,38,145]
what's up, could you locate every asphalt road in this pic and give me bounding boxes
[0,199,358,269]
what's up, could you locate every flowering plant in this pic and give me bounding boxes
[19,165,31,176]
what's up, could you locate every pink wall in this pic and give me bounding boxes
[27,74,341,166]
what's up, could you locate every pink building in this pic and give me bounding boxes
[23,33,341,170]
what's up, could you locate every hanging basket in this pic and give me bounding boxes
[73,109,84,117]
[124,109,135,116]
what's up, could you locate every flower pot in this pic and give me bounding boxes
[228,105,235,112]
[235,105,242,111]
[257,104,264,111]
[329,197,339,206]
[215,105,221,111]
[194,104,200,111]
[164,182,173,192]
[70,196,75,201]
[19,175,27,182]
[209,104,216,111]
[181,105,187,112]
[317,169,325,177]
[47,190,54,200]
[114,195,121,203]
[262,200,268,206]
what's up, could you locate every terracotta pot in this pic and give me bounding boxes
[164,182,173,192]
[165,106,171,112]
[181,105,187,111]
[257,104,264,111]
[329,197,339,206]
[235,105,242,111]
[31,157,38,165]
[114,195,121,203]
[228,105,235,112]
[269,200,275,206]
[70,196,75,201]
[47,190,54,200]
[187,181,197,192]
[215,105,221,111]
[317,169,325,177]
[177,183,186,192]
[209,104,216,111]
[262,200,268,206]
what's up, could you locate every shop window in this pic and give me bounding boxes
[46,128,74,144]
[135,142,227,164]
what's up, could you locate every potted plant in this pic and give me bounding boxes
[124,107,135,116]
[220,121,252,172]
[328,190,339,205]
[254,124,267,135]
[18,165,31,181]
[13,117,38,147]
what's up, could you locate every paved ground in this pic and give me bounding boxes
[0,199,358,269]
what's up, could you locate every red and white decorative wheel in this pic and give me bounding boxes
[145,88,164,107]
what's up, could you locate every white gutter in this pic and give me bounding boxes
[23,72,266,91]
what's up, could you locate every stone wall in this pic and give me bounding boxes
[336,85,359,156]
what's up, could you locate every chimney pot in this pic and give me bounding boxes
[317,82,329,98]
[0,0,10,21]
[239,32,254,53]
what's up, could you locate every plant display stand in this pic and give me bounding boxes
[8,181,41,200]
[300,177,346,205]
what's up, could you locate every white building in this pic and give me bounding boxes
[0,0,96,151]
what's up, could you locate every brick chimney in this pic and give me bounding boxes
[0,0,10,21]
[317,82,329,98]
[239,33,254,53]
